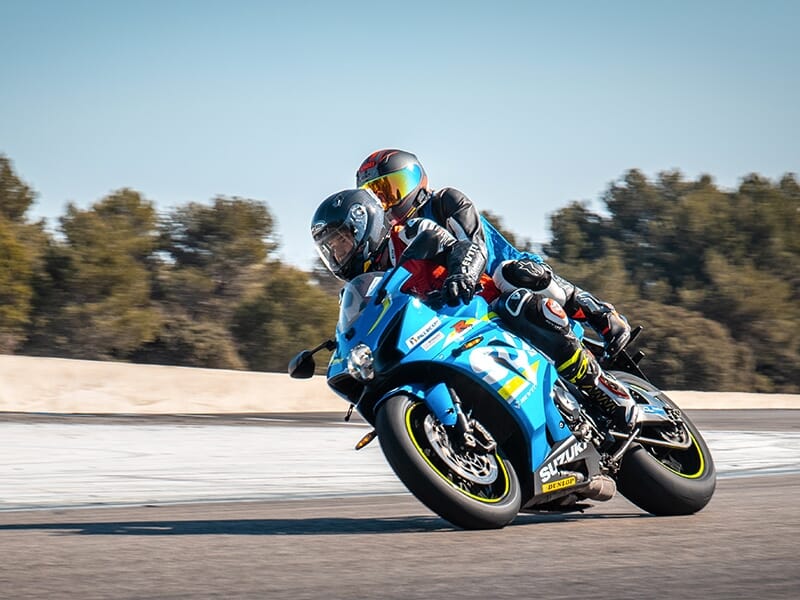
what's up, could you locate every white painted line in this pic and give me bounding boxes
[0,425,797,511]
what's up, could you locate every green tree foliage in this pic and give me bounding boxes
[135,196,280,369]
[697,253,799,391]
[25,189,162,359]
[0,155,36,222]
[310,258,343,297]
[0,156,48,351]
[621,301,760,392]
[545,170,800,392]
[130,314,245,369]
[232,262,339,373]
[547,201,609,263]
[3,151,797,388]
[547,247,640,309]
[0,218,34,350]
[159,196,277,313]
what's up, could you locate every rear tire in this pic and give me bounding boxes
[376,394,521,530]
[613,372,716,515]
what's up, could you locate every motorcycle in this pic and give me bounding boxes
[289,232,716,529]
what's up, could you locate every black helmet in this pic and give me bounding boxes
[356,149,428,226]
[311,188,389,281]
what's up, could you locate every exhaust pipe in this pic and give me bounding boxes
[581,475,617,501]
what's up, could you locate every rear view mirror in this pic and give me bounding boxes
[288,350,316,379]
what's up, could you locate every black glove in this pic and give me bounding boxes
[443,240,485,306]
[601,310,631,357]
[442,273,478,306]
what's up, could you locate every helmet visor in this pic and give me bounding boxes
[314,224,357,275]
[359,164,423,210]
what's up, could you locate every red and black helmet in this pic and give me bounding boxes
[311,188,389,281]
[356,149,429,226]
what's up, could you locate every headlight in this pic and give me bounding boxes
[347,343,374,381]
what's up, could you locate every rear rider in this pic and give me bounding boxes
[354,149,641,431]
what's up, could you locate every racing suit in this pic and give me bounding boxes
[380,190,638,429]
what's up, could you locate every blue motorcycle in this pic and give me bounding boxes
[289,234,716,529]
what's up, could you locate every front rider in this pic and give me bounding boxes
[354,149,640,431]
[311,188,500,304]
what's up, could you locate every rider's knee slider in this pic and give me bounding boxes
[493,259,569,304]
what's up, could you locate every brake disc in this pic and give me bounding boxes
[422,415,499,485]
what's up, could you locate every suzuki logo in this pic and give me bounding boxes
[538,439,588,483]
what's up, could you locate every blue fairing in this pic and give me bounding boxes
[331,268,574,475]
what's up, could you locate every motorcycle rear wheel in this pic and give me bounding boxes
[376,394,521,530]
[612,372,716,515]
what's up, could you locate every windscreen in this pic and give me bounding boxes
[337,272,385,333]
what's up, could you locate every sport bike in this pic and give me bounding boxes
[289,235,716,529]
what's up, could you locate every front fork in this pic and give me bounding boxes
[380,382,497,453]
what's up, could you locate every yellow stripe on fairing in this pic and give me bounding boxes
[522,360,540,382]
[497,376,528,401]
[367,297,392,335]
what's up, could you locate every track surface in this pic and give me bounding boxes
[1,411,799,599]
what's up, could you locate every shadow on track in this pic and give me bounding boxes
[0,510,648,535]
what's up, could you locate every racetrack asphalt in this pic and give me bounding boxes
[1,410,798,599]
[1,476,798,600]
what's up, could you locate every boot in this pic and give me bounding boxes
[558,347,641,431]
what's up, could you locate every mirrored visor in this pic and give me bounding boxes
[359,164,423,209]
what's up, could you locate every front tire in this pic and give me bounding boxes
[375,394,521,530]
[613,372,716,515]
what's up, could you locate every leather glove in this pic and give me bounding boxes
[444,240,484,307]
[442,273,478,306]
[602,310,631,357]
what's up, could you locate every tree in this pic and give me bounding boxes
[142,196,279,367]
[159,196,277,313]
[232,262,339,373]
[130,313,244,369]
[544,200,610,263]
[25,189,161,359]
[623,301,760,392]
[0,156,49,351]
[0,155,36,222]
[310,257,345,297]
[0,217,34,351]
[695,253,800,392]
[543,169,800,391]
[547,245,640,309]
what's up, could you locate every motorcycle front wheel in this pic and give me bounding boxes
[612,372,716,515]
[375,394,521,530]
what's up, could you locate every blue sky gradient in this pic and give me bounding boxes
[1,0,798,269]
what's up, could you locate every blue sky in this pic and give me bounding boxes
[1,0,798,270]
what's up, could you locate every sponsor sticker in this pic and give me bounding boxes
[405,316,442,349]
[538,439,589,483]
[444,318,476,346]
[421,330,445,351]
[542,476,577,494]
